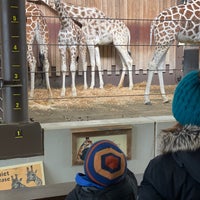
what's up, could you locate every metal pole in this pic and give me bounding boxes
[0,0,28,123]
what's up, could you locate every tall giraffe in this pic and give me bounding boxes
[26,2,52,98]
[29,0,133,90]
[144,0,200,105]
[55,0,87,96]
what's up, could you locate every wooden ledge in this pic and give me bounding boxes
[0,182,76,200]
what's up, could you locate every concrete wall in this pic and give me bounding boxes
[0,116,176,185]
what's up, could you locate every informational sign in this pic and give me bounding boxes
[72,125,132,165]
[0,161,45,190]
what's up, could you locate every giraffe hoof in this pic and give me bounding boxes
[163,99,170,104]
[48,98,54,103]
[129,86,133,90]
[61,90,66,97]
[29,92,34,99]
[72,93,77,97]
[144,101,152,105]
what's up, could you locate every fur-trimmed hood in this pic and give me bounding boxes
[159,124,200,183]
[159,125,200,154]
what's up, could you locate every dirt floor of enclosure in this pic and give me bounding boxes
[28,82,176,123]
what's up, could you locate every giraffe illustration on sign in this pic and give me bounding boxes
[144,0,200,105]
[77,137,93,162]
[26,165,43,186]
[29,0,133,90]
[26,2,52,98]
[11,174,26,189]
[55,0,87,96]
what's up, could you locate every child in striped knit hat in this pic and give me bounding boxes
[65,140,138,200]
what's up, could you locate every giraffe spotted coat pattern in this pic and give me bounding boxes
[31,0,133,90]
[26,2,52,98]
[144,0,200,105]
[55,0,87,97]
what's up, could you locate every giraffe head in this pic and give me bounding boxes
[26,165,38,183]
[11,174,26,189]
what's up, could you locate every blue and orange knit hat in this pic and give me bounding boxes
[172,70,200,126]
[84,140,127,187]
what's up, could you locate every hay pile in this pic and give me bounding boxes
[29,82,176,110]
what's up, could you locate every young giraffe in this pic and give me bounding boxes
[144,0,200,105]
[26,2,52,98]
[30,0,133,90]
[55,0,87,96]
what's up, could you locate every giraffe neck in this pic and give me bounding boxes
[55,1,71,27]
[40,0,106,24]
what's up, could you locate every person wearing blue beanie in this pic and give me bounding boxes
[65,140,138,200]
[138,70,200,200]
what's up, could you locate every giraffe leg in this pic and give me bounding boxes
[157,50,169,103]
[144,67,154,105]
[158,69,169,104]
[42,54,53,98]
[95,46,104,89]
[118,70,125,88]
[79,44,88,89]
[71,69,77,97]
[145,45,170,105]
[59,45,67,97]
[69,47,77,97]
[88,46,96,89]
[116,47,133,89]
[29,61,36,98]
[28,50,37,98]
[61,71,66,97]
[117,53,126,88]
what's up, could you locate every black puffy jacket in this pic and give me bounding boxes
[65,169,138,200]
[138,125,200,200]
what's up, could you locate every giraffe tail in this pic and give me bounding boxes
[39,52,45,83]
[127,27,132,56]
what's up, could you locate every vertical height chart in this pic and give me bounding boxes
[0,1,44,159]
[0,0,28,123]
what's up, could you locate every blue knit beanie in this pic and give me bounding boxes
[172,70,200,126]
[84,140,127,187]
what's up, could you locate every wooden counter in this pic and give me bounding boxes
[0,182,76,200]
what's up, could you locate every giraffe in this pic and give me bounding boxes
[55,0,87,96]
[144,0,200,105]
[11,174,26,189]
[26,165,43,186]
[76,136,93,162]
[26,2,52,98]
[29,0,133,90]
